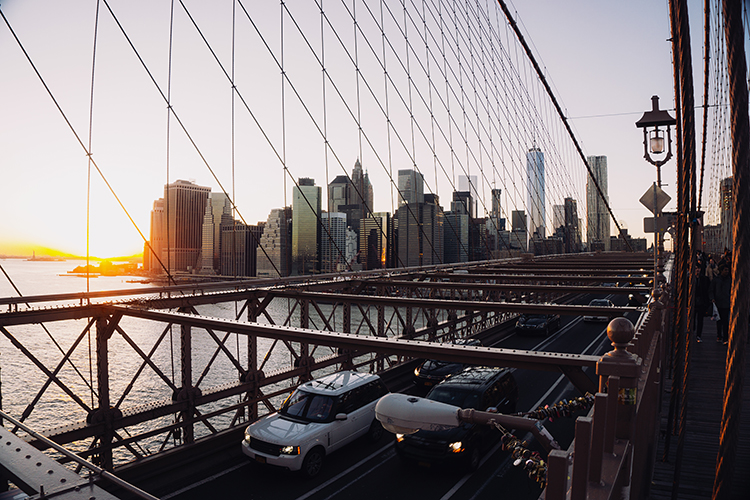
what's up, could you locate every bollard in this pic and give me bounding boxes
[597,317,641,444]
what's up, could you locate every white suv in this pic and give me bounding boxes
[241,370,389,478]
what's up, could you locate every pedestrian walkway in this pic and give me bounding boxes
[649,319,750,499]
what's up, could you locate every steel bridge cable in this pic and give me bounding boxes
[178,0,355,273]
[496,0,631,250]
[0,7,179,285]
[358,0,536,256]
[100,0,287,278]
[714,1,750,497]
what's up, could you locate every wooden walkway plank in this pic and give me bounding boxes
[649,320,750,499]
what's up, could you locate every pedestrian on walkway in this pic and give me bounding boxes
[705,255,719,280]
[695,257,710,342]
[709,264,732,344]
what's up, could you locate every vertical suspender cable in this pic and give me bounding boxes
[167,0,176,387]
[85,0,102,408]
[714,1,749,497]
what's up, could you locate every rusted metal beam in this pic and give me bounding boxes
[111,306,601,372]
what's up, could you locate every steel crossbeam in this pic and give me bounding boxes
[111,305,601,377]
[0,425,120,500]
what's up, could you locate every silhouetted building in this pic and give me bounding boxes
[586,156,610,251]
[321,212,347,272]
[293,178,322,275]
[145,198,165,273]
[511,210,528,252]
[564,197,581,253]
[609,228,647,252]
[397,169,424,207]
[201,193,232,274]
[256,207,292,278]
[527,148,546,239]
[221,222,264,276]
[444,193,470,263]
[360,212,393,270]
[397,193,443,267]
[147,179,211,273]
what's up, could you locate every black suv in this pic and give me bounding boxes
[413,338,482,388]
[395,366,518,470]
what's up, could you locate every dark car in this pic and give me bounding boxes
[413,338,482,388]
[514,314,561,336]
[583,298,615,322]
[396,366,518,470]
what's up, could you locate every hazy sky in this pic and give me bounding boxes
[0,0,700,258]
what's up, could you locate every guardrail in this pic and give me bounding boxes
[542,279,670,499]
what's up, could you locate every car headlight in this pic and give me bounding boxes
[279,445,300,455]
[414,367,420,377]
[448,441,464,453]
[395,433,405,443]
[244,430,252,443]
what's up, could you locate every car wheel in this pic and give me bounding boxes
[367,419,384,443]
[301,447,324,479]
[466,446,480,471]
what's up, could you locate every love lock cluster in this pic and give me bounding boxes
[524,392,595,422]
[499,431,547,485]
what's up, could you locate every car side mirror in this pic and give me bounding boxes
[335,413,348,421]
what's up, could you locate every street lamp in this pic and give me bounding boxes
[374,393,560,452]
[636,95,676,180]
[636,95,675,292]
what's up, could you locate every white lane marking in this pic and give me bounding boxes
[162,462,248,499]
[294,442,394,500]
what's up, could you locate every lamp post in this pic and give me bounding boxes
[374,393,560,452]
[636,95,675,293]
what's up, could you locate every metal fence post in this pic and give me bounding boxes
[571,416,592,500]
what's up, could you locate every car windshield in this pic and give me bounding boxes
[280,389,336,423]
[422,359,451,370]
[426,386,480,409]
[522,314,548,322]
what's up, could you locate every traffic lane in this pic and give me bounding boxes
[169,296,645,500]
[166,430,397,500]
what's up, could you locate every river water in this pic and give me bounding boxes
[0,258,359,462]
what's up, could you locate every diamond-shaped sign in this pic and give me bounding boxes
[640,184,671,214]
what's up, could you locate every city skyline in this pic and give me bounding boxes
[1,1,702,259]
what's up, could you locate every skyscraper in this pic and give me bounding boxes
[444,192,470,263]
[564,197,581,253]
[327,159,374,261]
[458,174,478,218]
[256,207,292,278]
[397,193,442,267]
[292,178,322,275]
[220,222,263,277]
[552,204,565,233]
[152,179,211,273]
[586,156,610,251]
[511,210,528,252]
[720,176,733,251]
[360,212,393,270]
[397,169,424,207]
[200,192,232,274]
[526,148,546,240]
[145,198,165,273]
[321,212,347,272]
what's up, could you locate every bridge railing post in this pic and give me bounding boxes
[545,449,570,500]
[571,416,592,500]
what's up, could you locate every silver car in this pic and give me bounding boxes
[242,371,389,478]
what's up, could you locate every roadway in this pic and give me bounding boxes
[149,292,641,500]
